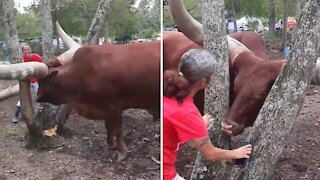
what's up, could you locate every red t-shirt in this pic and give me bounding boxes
[22,53,43,83]
[163,96,208,180]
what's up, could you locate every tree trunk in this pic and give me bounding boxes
[282,0,288,49]
[268,0,276,44]
[230,1,320,179]
[37,0,70,143]
[0,0,21,64]
[230,0,237,32]
[40,0,54,61]
[296,0,306,18]
[86,0,113,45]
[191,0,231,179]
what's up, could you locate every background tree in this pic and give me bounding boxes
[86,0,113,44]
[107,0,137,42]
[230,0,237,32]
[7,0,159,44]
[40,0,54,60]
[282,0,288,49]
[268,0,276,44]
[0,0,21,64]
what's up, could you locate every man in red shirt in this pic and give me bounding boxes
[163,49,252,180]
[12,44,43,123]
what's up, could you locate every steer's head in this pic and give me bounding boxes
[167,0,256,133]
[36,58,66,105]
[222,60,284,135]
[0,22,81,106]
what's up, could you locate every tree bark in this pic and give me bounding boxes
[268,0,276,44]
[230,1,320,179]
[282,0,288,49]
[86,0,113,45]
[0,0,21,64]
[40,0,54,61]
[37,0,70,142]
[230,0,237,32]
[296,0,306,18]
[191,0,231,179]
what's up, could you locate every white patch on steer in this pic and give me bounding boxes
[227,36,250,65]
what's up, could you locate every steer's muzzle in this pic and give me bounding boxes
[221,120,245,136]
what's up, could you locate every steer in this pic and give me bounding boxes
[166,0,320,136]
[0,22,160,160]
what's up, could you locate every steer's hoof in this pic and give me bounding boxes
[111,151,127,161]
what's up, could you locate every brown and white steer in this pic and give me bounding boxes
[0,22,160,159]
[166,0,320,136]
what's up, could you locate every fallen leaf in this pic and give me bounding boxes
[42,125,57,137]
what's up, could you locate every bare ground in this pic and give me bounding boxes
[0,91,160,180]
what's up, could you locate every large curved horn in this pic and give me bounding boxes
[227,36,250,64]
[168,0,204,46]
[0,62,48,80]
[168,0,250,63]
[56,21,81,49]
[56,21,81,64]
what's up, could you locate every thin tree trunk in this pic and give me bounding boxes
[0,0,21,64]
[191,0,231,179]
[230,1,320,179]
[230,0,237,32]
[268,0,276,44]
[40,0,54,61]
[282,0,288,49]
[296,0,306,18]
[37,0,70,141]
[86,0,113,45]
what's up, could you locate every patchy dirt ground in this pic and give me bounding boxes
[0,87,160,179]
[176,48,320,179]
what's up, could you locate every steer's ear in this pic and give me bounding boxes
[47,58,63,68]
[47,70,59,80]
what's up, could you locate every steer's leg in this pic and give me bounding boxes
[105,119,116,149]
[105,110,127,161]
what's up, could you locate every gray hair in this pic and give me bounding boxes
[179,49,215,84]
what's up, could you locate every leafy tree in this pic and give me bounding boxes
[135,0,160,39]
[107,0,137,41]
[16,12,42,40]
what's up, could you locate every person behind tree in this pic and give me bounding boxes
[163,49,252,180]
[12,44,43,123]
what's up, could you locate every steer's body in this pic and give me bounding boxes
[163,30,284,135]
[38,41,160,155]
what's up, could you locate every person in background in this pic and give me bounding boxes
[12,44,43,123]
[163,49,252,180]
